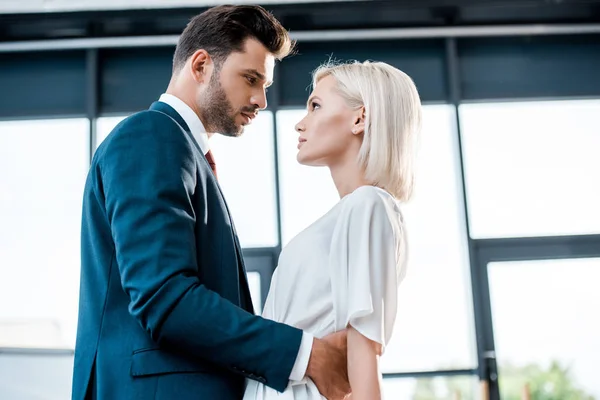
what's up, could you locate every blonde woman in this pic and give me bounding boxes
[244,60,422,400]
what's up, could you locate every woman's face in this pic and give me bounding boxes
[295,75,362,167]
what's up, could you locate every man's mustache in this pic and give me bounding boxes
[241,106,259,115]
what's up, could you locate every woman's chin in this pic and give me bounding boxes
[296,153,308,165]
[296,153,326,167]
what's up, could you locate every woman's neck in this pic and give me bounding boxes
[329,157,372,199]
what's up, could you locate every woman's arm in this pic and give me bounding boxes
[347,325,384,400]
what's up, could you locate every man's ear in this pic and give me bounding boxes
[189,49,212,84]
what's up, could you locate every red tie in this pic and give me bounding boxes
[205,150,218,179]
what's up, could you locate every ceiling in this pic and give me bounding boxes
[0,0,599,42]
[0,0,364,14]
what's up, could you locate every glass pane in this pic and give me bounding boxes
[383,375,479,400]
[0,118,90,349]
[0,352,73,400]
[460,99,600,239]
[276,106,477,372]
[488,258,600,399]
[211,111,278,248]
[247,271,262,315]
[97,112,279,248]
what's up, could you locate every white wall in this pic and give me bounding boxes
[0,350,73,400]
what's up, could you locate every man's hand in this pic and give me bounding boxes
[306,330,350,400]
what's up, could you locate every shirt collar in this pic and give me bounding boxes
[158,93,210,155]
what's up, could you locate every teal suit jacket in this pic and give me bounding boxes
[72,101,302,399]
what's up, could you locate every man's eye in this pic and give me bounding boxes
[246,76,257,85]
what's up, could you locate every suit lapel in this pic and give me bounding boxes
[148,101,253,313]
[231,227,254,313]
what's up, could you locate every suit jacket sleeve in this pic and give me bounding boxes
[97,111,302,392]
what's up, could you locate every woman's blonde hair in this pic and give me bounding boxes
[313,60,422,202]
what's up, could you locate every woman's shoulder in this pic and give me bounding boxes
[340,185,405,233]
[342,185,399,211]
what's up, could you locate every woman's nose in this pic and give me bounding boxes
[295,121,305,132]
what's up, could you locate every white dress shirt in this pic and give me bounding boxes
[157,93,314,382]
[159,93,210,155]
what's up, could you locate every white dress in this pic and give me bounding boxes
[243,185,408,400]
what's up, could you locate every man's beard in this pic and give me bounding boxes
[199,73,242,137]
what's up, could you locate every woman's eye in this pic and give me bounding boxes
[311,101,321,110]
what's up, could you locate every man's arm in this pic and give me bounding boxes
[307,331,351,400]
[289,332,314,381]
[100,112,300,391]
[288,331,352,399]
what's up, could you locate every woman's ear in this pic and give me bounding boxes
[351,106,366,135]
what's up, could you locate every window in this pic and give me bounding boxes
[0,118,90,349]
[97,112,279,248]
[460,99,600,239]
[247,271,262,314]
[0,351,74,399]
[276,106,477,372]
[383,375,478,399]
[488,258,600,399]
[210,111,279,248]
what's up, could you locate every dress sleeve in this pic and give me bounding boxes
[328,187,406,351]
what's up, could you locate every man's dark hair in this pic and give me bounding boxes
[173,5,295,73]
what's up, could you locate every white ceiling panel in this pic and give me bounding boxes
[1,0,366,14]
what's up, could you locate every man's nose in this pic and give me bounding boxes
[251,89,267,110]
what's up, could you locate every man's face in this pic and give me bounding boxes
[198,38,275,137]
